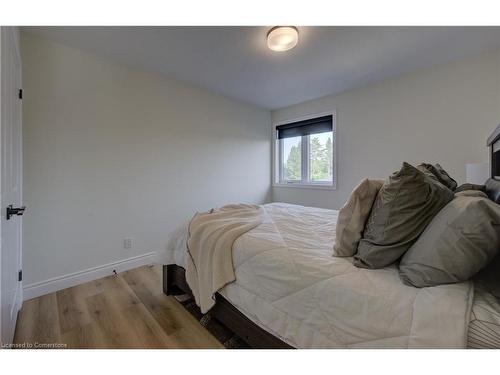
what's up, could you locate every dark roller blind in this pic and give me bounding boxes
[276,115,332,139]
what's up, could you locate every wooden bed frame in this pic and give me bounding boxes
[163,264,293,348]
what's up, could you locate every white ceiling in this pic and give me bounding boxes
[23,26,500,109]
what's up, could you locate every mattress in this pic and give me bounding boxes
[468,284,500,348]
[165,202,500,348]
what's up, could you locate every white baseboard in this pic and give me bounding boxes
[23,252,157,301]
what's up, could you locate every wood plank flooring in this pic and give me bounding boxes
[13,265,223,349]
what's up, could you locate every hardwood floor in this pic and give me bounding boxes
[13,265,223,349]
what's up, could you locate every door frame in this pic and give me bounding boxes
[0,25,23,345]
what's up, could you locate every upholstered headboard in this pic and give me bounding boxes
[476,125,500,297]
[486,124,500,203]
[485,178,500,204]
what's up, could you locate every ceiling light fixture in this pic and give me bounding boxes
[267,26,299,52]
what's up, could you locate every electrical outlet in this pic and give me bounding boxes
[123,238,133,249]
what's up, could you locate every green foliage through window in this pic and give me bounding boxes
[310,134,333,181]
[282,132,333,183]
[284,139,301,180]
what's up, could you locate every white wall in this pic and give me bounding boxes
[21,32,500,289]
[272,51,500,209]
[22,33,271,286]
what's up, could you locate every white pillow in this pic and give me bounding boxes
[333,178,384,257]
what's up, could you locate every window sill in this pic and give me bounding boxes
[273,183,337,191]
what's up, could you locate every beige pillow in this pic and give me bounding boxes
[333,178,384,257]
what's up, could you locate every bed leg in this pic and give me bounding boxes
[163,264,188,296]
[162,264,170,295]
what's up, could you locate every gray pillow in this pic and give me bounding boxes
[455,183,486,193]
[417,163,457,191]
[474,254,500,299]
[455,190,488,198]
[399,195,500,287]
[434,163,458,191]
[354,162,454,269]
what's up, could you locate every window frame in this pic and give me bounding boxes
[273,110,337,190]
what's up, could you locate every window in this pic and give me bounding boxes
[275,113,335,187]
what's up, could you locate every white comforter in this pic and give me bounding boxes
[166,203,474,348]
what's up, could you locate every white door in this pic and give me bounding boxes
[0,26,23,345]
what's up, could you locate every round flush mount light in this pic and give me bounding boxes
[267,26,299,52]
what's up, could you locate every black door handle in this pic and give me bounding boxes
[6,205,26,220]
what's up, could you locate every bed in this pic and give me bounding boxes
[162,127,500,349]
